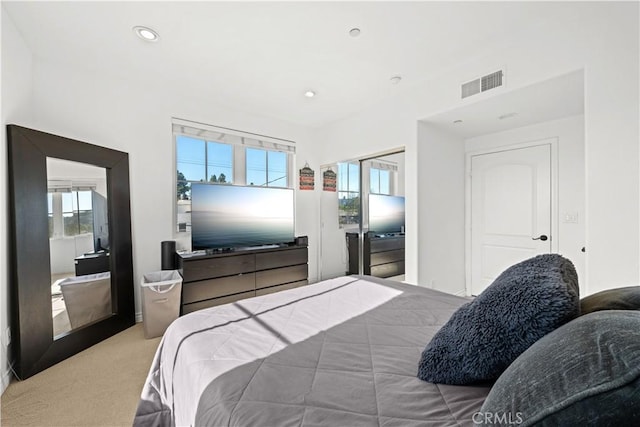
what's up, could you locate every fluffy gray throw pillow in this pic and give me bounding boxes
[417,254,580,385]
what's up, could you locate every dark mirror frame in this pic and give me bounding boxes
[7,125,135,379]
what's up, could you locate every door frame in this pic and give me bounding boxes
[465,138,559,295]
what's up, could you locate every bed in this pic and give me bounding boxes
[134,275,491,426]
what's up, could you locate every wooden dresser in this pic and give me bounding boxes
[347,232,405,278]
[177,245,308,314]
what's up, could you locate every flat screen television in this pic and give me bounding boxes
[91,190,109,252]
[191,183,295,250]
[369,194,405,235]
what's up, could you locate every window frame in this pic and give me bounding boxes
[48,189,95,239]
[337,161,397,229]
[369,167,391,195]
[173,119,296,236]
[337,162,361,229]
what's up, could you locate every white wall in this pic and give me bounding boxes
[49,235,94,274]
[318,3,639,294]
[465,115,586,293]
[1,7,34,392]
[1,37,320,393]
[1,9,321,392]
[27,57,320,321]
[318,168,346,280]
[316,112,421,283]
[416,123,466,294]
[1,1,637,395]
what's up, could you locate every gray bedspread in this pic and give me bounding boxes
[134,275,490,426]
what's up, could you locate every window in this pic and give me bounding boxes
[370,167,390,195]
[48,190,93,238]
[176,136,233,201]
[338,162,360,227]
[337,162,397,227]
[246,148,288,187]
[173,119,296,234]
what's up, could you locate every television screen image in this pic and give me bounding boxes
[191,184,295,250]
[369,194,405,234]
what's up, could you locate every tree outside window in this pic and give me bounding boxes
[176,135,233,200]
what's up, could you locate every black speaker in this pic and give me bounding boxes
[161,240,177,270]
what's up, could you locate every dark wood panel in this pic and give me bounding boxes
[346,233,361,275]
[255,280,308,296]
[7,125,135,380]
[182,254,255,282]
[371,249,405,266]
[255,264,308,289]
[255,247,308,270]
[182,291,256,315]
[182,273,255,304]
[348,233,405,276]
[178,244,309,313]
[370,261,405,278]
[370,236,405,252]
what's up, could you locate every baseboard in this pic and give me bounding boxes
[454,289,467,297]
[2,364,13,393]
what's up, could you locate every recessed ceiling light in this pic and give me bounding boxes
[390,75,402,84]
[349,28,361,37]
[133,26,159,42]
[304,90,316,98]
[453,119,463,124]
[498,112,518,120]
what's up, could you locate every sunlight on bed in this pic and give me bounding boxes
[156,276,405,425]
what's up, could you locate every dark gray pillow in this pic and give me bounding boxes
[476,310,640,426]
[417,254,579,385]
[580,286,640,315]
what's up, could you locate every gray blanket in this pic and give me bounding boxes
[134,275,490,426]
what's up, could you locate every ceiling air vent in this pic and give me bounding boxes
[461,79,481,99]
[461,70,504,99]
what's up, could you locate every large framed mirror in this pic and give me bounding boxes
[7,125,135,379]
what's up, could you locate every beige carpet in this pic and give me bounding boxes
[0,323,161,426]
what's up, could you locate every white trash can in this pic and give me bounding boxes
[141,270,182,339]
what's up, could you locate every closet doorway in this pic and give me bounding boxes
[319,149,406,281]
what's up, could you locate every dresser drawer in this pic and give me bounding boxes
[255,264,308,289]
[369,237,405,252]
[370,261,405,278]
[182,273,255,305]
[182,254,255,282]
[181,290,256,315]
[370,249,405,266]
[255,280,307,297]
[256,247,308,270]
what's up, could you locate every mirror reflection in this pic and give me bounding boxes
[319,151,406,281]
[47,157,112,338]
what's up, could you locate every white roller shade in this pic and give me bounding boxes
[172,118,296,153]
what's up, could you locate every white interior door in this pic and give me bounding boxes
[470,144,552,295]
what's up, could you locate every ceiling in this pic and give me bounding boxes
[424,70,584,139]
[3,1,583,128]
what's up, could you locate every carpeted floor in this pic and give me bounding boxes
[0,323,161,426]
